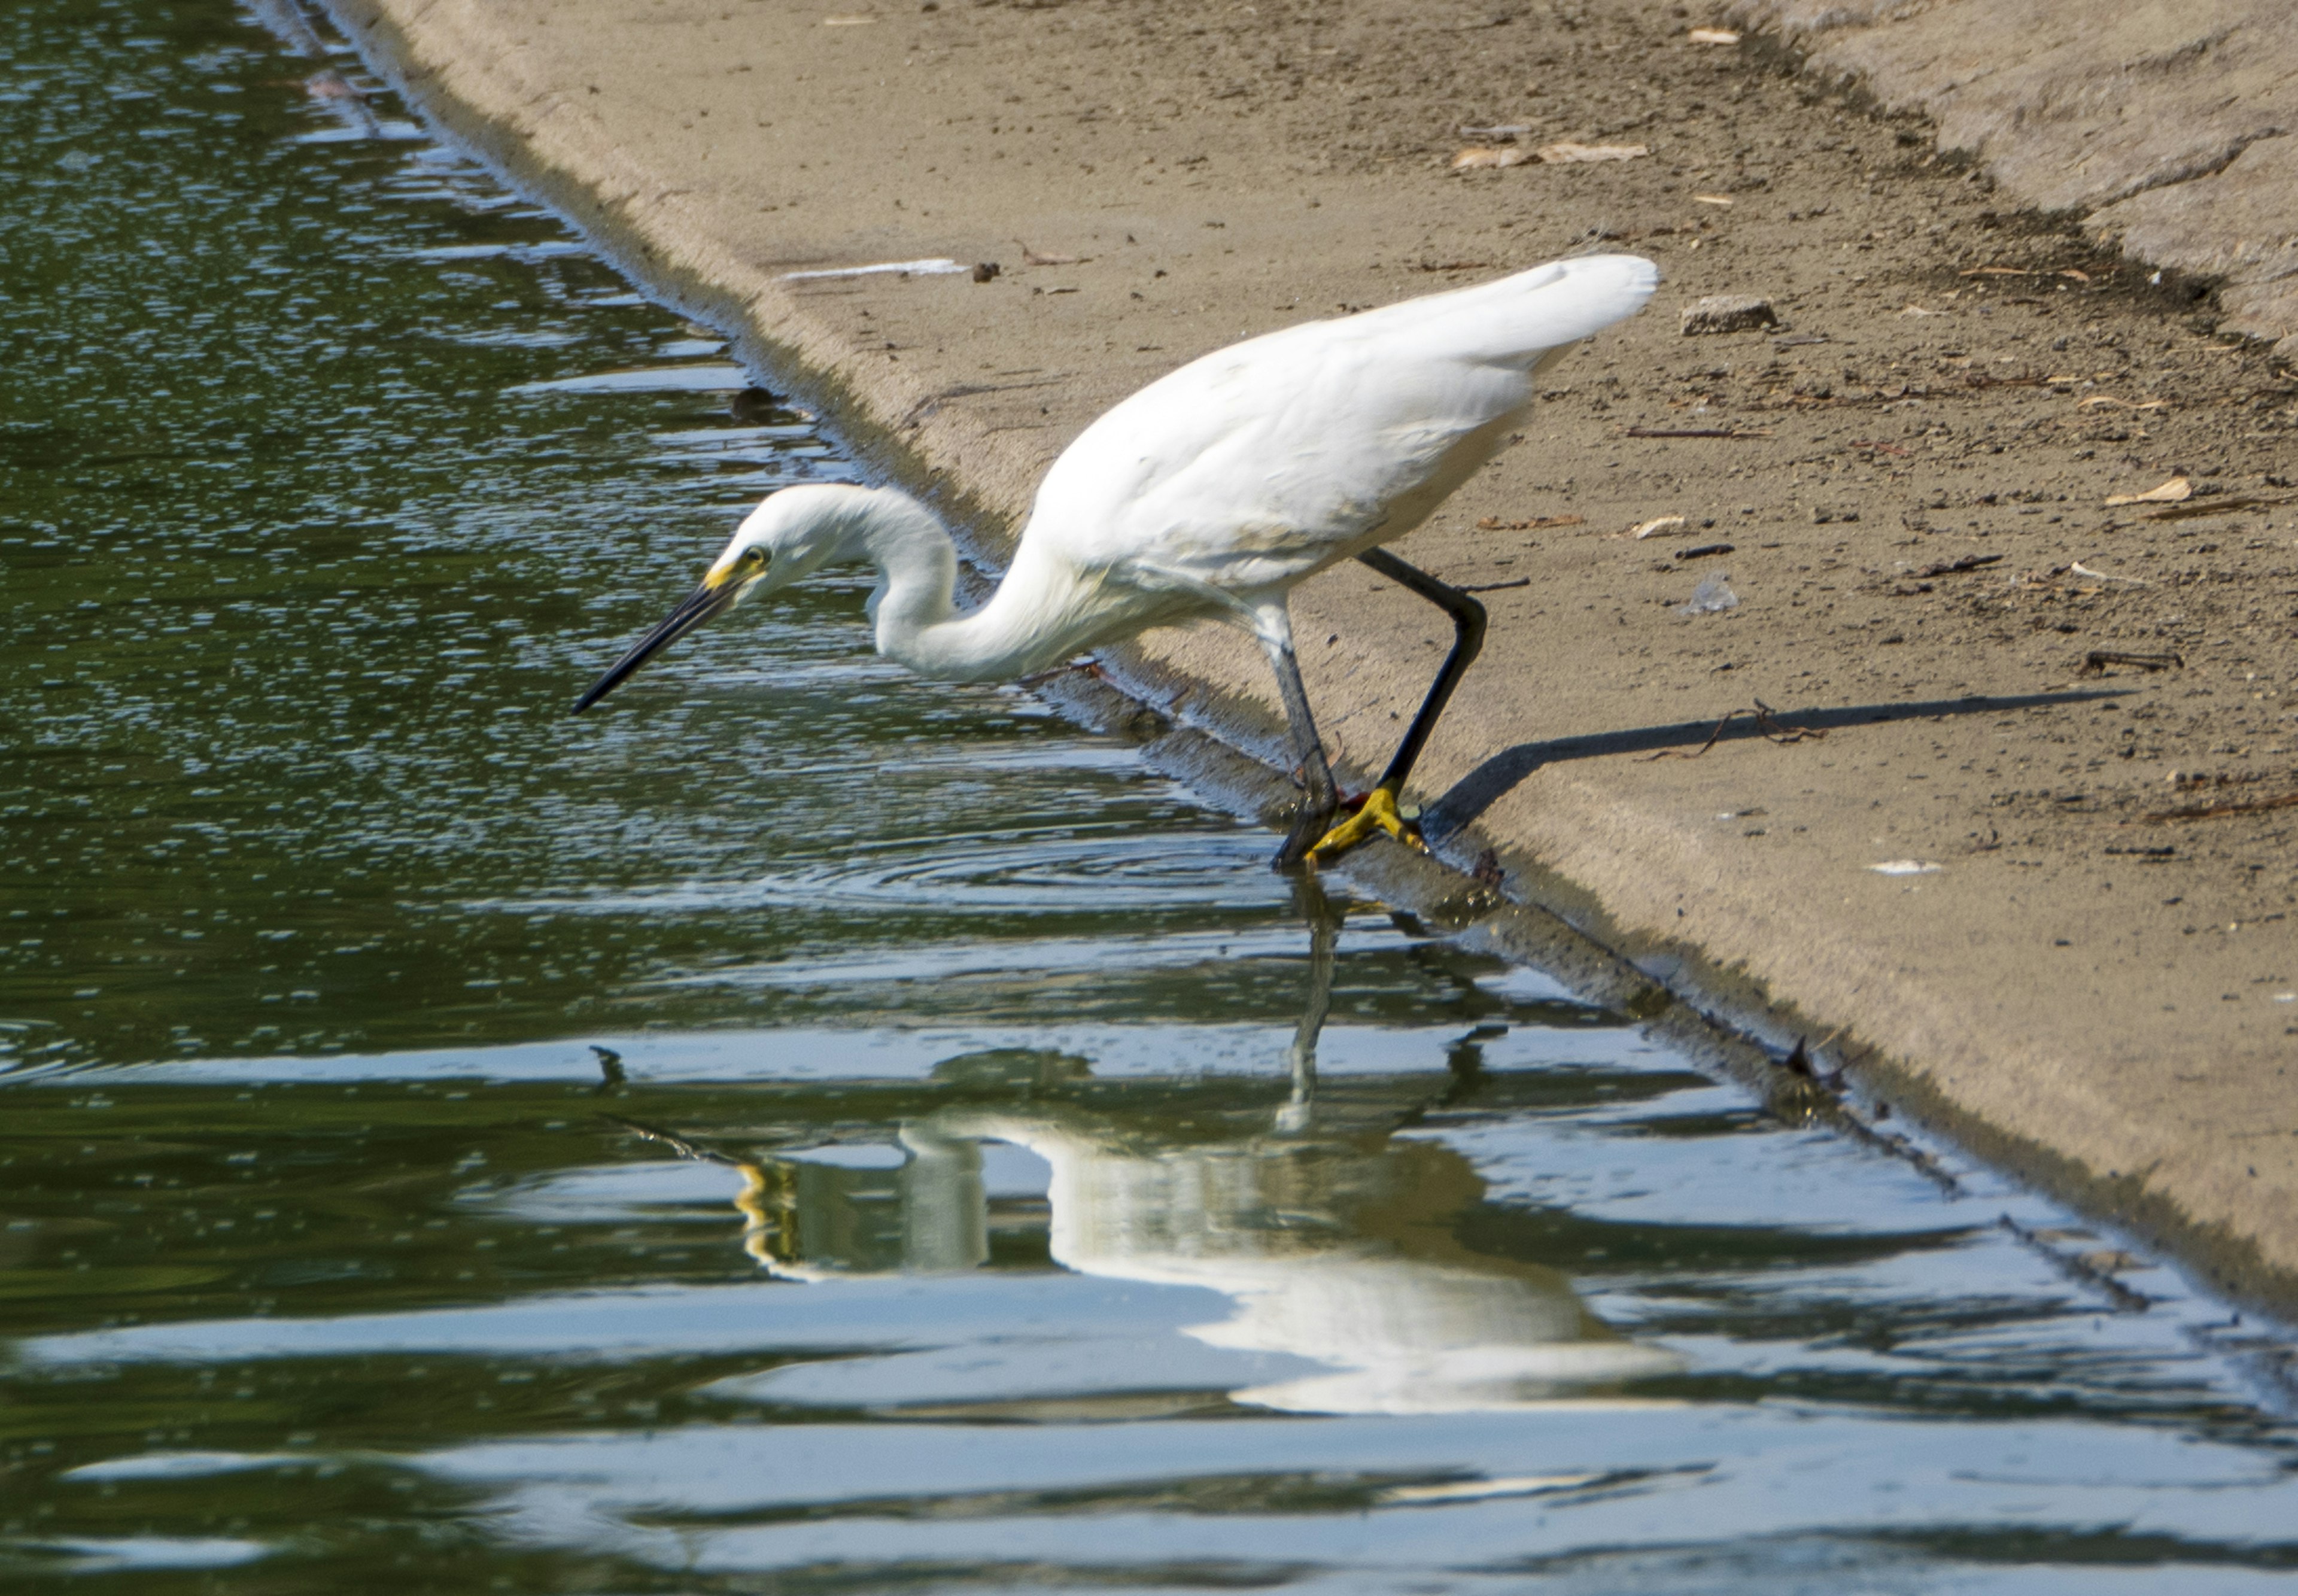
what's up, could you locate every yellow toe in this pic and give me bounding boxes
[1308,786,1425,862]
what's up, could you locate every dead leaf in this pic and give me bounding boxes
[1631,515,1687,540]
[1451,144,1533,171]
[2103,476,2191,507]
[1688,26,1740,44]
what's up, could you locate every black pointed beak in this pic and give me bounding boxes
[573,578,741,714]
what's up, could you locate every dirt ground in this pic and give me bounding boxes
[323,0,2298,1312]
[1731,0,2298,359]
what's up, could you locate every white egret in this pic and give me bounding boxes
[575,253,1659,867]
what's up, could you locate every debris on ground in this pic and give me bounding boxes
[1688,26,1740,45]
[2104,476,2191,507]
[1451,144,1534,171]
[1870,860,1944,875]
[1632,514,1687,539]
[2143,493,2295,522]
[783,257,969,281]
[1536,141,1649,163]
[2078,649,2185,676]
[1643,700,1826,762]
[1476,513,1583,530]
[1677,572,1740,614]
[1016,241,1087,266]
[1912,552,2005,577]
[1451,140,1649,171]
[1675,542,1734,559]
[1625,425,1773,438]
[2138,791,2298,825]
[1681,294,1779,335]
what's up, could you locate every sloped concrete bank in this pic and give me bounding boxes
[314,0,2298,1318]
[1730,0,2298,360]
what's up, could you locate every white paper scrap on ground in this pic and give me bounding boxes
[1870,860,1944,875]
[782,259,968,281]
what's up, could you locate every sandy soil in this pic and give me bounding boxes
[320,0,2298,1313]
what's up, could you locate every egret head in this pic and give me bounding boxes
[572,483,873,713]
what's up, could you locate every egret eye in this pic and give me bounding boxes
[746,546,770,566]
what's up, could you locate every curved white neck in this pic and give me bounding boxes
[837,490,1086,683]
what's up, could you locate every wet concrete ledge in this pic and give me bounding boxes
[312,0,2298,1320]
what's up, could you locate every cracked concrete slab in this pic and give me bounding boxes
[1731,0,2298,355]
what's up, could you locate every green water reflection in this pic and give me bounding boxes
[4,0,1235,1074]
[3,2,2297,1591]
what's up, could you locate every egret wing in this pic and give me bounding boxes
[1020,254,1657,598]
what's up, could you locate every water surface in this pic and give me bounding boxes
[3,3,2296,1590]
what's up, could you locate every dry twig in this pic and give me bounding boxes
[2078,649,2182,676]
[1642,699,1825,762]
[2136,791,2298,825]
[1913,553,2005,578]
[1475,514,1583,530]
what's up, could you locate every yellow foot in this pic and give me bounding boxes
[1307,786,1426,863]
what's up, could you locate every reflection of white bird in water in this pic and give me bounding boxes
[929,1111,1683,1416]
[703,1113,1680,1416]
[576,254,1658,866]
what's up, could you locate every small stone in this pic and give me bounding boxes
[1681,294,1779,336]
[971,261,1001,282]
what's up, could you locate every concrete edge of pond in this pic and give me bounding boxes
[306,0,2298,1330]
[1725,0,2298,364]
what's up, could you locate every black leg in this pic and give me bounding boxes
[1260,624,1339,871]
[1355,546,1487,798]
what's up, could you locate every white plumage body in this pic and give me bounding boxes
[911,253,1659,679]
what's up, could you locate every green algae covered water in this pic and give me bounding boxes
[4,3,2298,1590]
